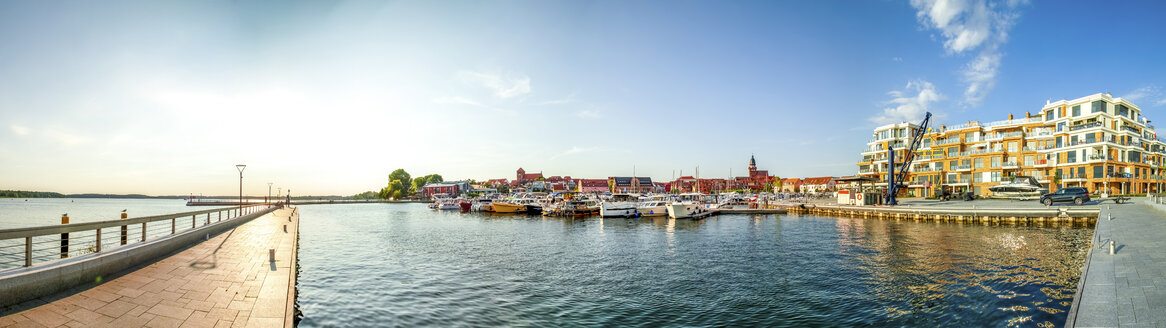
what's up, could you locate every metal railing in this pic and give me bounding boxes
[1069,121,1103,131]
[0,205,271,272]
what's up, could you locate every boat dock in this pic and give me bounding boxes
[1066,198,1166,327]
[0,208,300,327]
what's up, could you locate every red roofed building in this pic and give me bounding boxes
[484,179,509,187]
[801,176,837,192]
[577,179,609,193]
[516,168,544,184]
[779,178,803,193]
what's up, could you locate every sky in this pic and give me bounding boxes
[2,0,1166,196]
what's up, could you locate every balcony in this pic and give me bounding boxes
[1068,121,1103,131]
[1088,154,1110,162]
[982,117,1043,128]
[1002,161,1018,169]
[954,165,972,172]
[1060,174,1087,181]
[935,138,961,146]
[1033,159,1050,167]
[947,122,982,131]
[1122,126,1141,134]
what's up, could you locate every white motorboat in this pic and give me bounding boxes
[600,194,639,217]
[636,195,671,217]
[666,193,715,219]
[987,176,1048,199]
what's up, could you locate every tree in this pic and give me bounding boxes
[412,176,429,192]
[535,176,545,181]
[389,169,411,189]
[774,177,783,192]
[387,180,406,199]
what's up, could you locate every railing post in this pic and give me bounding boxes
[192,215,196,229]
[141,222,146,242]
[172,218,176,234]
[60,214,69,259]
[206,213,210,225]
[121,212,128,245]
[95,228,102,253]
[25,236,32,267]
[218,211,222,221]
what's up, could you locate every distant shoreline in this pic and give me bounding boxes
[0,190,352,200]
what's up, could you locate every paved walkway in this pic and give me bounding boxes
[0,207,299,328]
[1070,199,1166,328]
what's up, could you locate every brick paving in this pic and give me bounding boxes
[0,207,299,328]
[1070,199,1166,328]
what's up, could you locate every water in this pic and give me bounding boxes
[0,198,193,229]
[296,204,1092,327]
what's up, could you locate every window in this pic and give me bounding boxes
[1056,136,1063,148]
[974,158,984,169]
[1116,104,1129,117]
[991,157,1001,168]
[974,174,983,183]
[949,160,957,170]
[1057,122,1065,132]
[991,172,1001,182]
[1067,151,1076,163]
[1092,100,1107,113]
[1070,135,1078,145]
[1086,133,1096,144]
[1130,151,1142,163]
[1072,105,1081,117]
[1046,110,1054,121]
[1024,155,1034,166]
[1077,167,1085,178]
[1008,142,1017,153]
[965,133,975,142]
[948,147,957,157]
[1094,166,1103,179]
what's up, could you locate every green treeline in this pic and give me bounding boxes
[352,168,445,200]
[0,190,67,198]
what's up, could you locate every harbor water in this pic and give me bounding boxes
[296,203,1091,327]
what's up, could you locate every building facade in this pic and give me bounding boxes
[857,93,1166,197]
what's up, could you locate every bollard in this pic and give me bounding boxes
[120,212,128,245]
[1110,240,1115,255]
[60,214,70,259]
[1108,213,1112,221]
[283,224,287,233]
[269,249,275,263]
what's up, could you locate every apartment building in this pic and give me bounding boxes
[857,93,1166,197]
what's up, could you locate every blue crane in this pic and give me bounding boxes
[885,112,932,206]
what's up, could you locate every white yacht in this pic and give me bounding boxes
[600,194,639,217]
[636,195,671,217]
[666,193,715,219]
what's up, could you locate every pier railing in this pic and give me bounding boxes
[0,205,270,272]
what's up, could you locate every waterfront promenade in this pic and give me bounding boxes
[1069,198,1166,328]
[0,207,299,327]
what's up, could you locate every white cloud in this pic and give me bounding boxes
[910,0,1026,106]
[576,109,601,119]
[870,80,943,125]
[457,71,531,99]
[10,125,30,136]
[892,57,904,62]
[1121,85,1158,102]
[1120,85,1166,107]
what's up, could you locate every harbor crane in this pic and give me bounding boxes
[885,111,932,206]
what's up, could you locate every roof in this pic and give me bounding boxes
[803,177,836,184]
[835,176,878,183]
[579,179,608,187]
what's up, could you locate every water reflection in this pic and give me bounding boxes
[296,204,1090,327]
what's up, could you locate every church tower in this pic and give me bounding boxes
[748,155,757,175]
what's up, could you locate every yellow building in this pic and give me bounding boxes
[857,93,1165,197]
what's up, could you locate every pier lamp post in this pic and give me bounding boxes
[236,164,247,207]
[268,182,273,204]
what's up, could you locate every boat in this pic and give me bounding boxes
[666,193,716,219]
[636,195,671,217]
[471,198,495,212]
[492,200,526,213]
[600,194,639,217]
[986,176,1048,199]
[437,199,460,211]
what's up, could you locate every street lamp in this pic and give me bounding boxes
[268,182,273,204]
[236,164,247,206]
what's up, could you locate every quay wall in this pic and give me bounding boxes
[786,204,1098,224]
[0,207,278,307]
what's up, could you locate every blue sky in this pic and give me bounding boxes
[2,0,1165,196]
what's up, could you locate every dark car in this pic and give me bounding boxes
[1041,187,1091,205]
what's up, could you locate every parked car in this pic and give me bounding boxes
[1040,187,1091,205]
